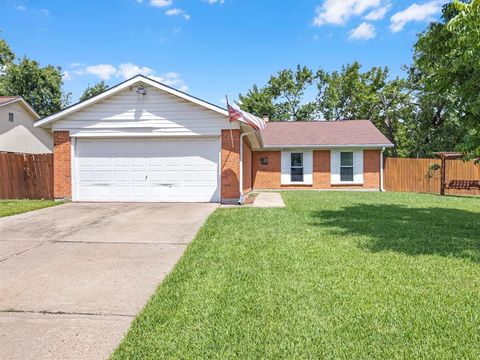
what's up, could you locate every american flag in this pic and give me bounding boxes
[227,103,266,131]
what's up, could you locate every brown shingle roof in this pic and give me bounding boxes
[261,120,393,147]
[0,96,20,105]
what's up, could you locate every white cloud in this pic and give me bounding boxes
[204,0,225,4]
[75,63,188,91]
[85,64,117,80]
[116,63,155,79]
[62,71,72,81]
[150,72,188,92]
[390,1,442,32]
[349,22,376,40]
[165,8,190,20]
[15,5,27,11]
[149,0,173,7]
[365,5,389,20]
[313,0,382,26]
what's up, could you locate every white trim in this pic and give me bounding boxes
[67,130,226,138]
[71,138,77,201]
[35,75,228,128]
[218,136,222,203]
[0,97,40,119]
[380,147,385,191]
[264,143,393,149]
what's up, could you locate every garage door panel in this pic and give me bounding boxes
[75,138,219,202]
[96,171,113,183]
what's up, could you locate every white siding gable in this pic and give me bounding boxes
[0,102,52,153]
[52,84,236,137]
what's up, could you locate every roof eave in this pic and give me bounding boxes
[262,143,394,149]
[0,97,40,119]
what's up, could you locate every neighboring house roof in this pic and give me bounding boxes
[260,120,394,148]
[0,96,40,119]
[35,74,229,128]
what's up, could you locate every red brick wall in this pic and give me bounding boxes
[242,137,252,194]
[363,149,381,189]
[53,131,72,199]
[221,129,240,202]
[252,151,281,188]
[252,149,381,190]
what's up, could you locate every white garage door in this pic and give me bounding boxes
[74,138,220,202]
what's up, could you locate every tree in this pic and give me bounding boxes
[0,56,68,117]
[406,1,477,158]
[267,65,316,120]
[80,81,110,102]
[445,0,480,158]
[237,85,276,120]
[238,65,316,121]
[0,33,14,68]
[316,62,411,155]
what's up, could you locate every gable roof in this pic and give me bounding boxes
[35,74,228,128]
[0,96,40,119]
[260,120,393,148]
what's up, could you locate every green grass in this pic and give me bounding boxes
[112,192,480,359]
[0,199,59,218]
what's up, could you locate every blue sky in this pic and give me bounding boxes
[0,0,446,106]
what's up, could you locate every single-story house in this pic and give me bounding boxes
[0,96,53,154]
[35,75,393,203]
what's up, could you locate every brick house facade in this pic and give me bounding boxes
[43,75,392,203]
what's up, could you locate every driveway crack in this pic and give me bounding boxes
[0,242,45,263]
[0,309,135,318]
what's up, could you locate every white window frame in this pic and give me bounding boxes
[331,149,364,185]
[290,152,304,183]
[340,152,354,182]
[281,150,313,185]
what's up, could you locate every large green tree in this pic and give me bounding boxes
[0,35,69,117]
[238,65,315,121]
[445,0,480,158]
[316,62,412,155]
[80,81,109,102]
[401,0,480,160]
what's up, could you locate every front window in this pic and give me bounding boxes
[291,153,303,182]
[340,152,354,182]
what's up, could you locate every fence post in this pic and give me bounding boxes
[440,156,446,196]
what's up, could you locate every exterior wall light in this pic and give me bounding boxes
[260,156,269,165]
[136,85,147,95]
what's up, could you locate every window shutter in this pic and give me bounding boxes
[281,151,291,185]
[354,150,364,183]
[304,151,313,185]
[330,151,340,184]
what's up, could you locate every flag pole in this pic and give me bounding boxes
[226,95,234,148]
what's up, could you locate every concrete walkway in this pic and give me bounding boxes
[0,202,217,360]
[252,192,286,208]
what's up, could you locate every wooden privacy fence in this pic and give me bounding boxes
[0,153,53,199]
[384,157,480,196]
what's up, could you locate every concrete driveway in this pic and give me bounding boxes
[0,202,217,360]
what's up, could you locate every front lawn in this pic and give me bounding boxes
[112,192,480,359]
[0,199,59,218]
